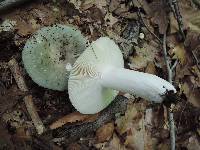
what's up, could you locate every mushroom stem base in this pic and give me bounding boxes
[101,67,176,103]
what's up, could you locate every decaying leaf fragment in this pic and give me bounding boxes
[50,112,98,129]
[129,42,159,70]
[169,43,186,65]
[149,0,168,34]
[115,103,157,150]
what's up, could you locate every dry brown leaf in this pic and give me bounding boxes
[184,31,200,51]
[81,0,107,11]
[104,13,118,27]
[49,112,98,129]
[96,122,114,143]
[149,0,168,34]
[182,79,200,108]
[115,103,156,150]
[109,0,120,12]
[129,42,159,70]
[95,133,127,150]
[166,34,179,49]
[3,4,58,36]
[145,62,156,74]
[109,0,137,19]
[87,7,105,23]
[170,44,187,65]
[114,5,138,19]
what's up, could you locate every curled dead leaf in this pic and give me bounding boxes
[49,112,98,129]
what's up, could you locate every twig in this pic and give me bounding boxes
[8,58,45,135]
[8,59,28,92]
[163,33,176,150]
[169,0,185,40]
[137,10,163,44]
[171,59,178,71]
[24,95,46,134]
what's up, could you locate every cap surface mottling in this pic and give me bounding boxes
[22,24,87,91]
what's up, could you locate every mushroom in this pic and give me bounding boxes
[68,37,176,114]
[22,24,87,91]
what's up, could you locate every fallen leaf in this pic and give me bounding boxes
[3,4,57,36]
[109,0,120,12]
[145,62,156,74]
[182,78,200,108]
[96,122,114,143]
[109,0,137,19]
[49,112,98,129]
[170,43,187,65]
[81,0,107,11]
[149,0,168,34]
[95,133,127,150]
[184,31,200,51]
[87,7,105,23]
[104,13,118,27]
[129,42,159,70]
[115,103,156,150]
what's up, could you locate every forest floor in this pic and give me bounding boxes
[0,0,200,150]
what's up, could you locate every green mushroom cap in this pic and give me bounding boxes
[22,24,87,91]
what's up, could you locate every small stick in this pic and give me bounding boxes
[163,33,176,150]
[169,0,185,40]
[8,58,45,135]
[24,95,46,134]
[8,58,28,92]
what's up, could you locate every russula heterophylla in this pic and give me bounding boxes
[22,24,87,91]
[68,37,176,114]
